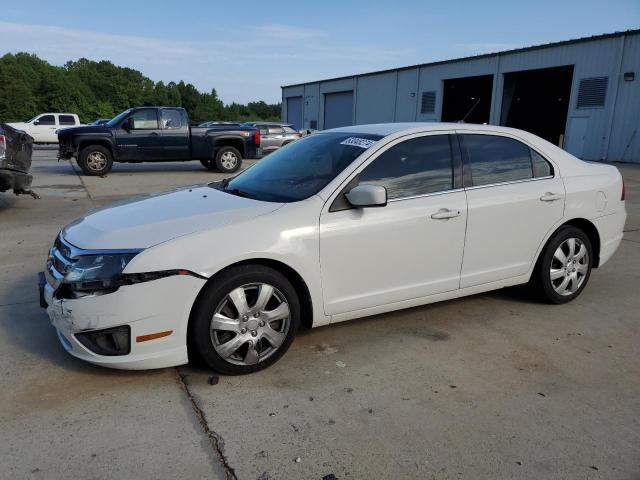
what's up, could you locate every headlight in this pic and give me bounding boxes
[64,253,138,293]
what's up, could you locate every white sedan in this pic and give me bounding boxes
[40,123,626,373]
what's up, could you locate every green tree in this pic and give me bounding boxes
[0,53,282,124]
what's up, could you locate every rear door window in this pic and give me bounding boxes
[37,115,55,125]
[161,109,183,129]
[463,135,533,186]
[268,126,285,134]
[359,135,454,200]
[531,149,554,177]
[59,115,76,125]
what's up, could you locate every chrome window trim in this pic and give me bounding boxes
[464,175,554,191]
[387,187,465,203]
[387,174,555,203]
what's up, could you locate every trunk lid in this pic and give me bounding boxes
[0,123,34,173]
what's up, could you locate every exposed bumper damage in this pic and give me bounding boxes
[1,122,35,195]
[57,140,76,160]
[40,274,206,370]
[0,168,33,193]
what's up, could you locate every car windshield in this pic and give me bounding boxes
[216,132,382,202]
[107,109,133,127]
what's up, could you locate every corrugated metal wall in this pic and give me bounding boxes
[282,31,640,162]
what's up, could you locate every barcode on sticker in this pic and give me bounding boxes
[340,137,376,149]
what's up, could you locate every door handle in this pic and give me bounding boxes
[150,132,159,136]
[430,208,461,220]
[540,192,562,202]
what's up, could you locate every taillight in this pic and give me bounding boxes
[621,178,625,201]
[0,134,5,159]
[254,130,261,146]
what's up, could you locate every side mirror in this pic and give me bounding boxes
[123,117,133,131]
[345,184,387,208]
[33,120,40,125]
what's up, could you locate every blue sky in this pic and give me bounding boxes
[0,0,638,104]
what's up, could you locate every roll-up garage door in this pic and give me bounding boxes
[324,91,353,129]
[286,96,303,130]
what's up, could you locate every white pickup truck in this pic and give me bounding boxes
[8,113,82,143]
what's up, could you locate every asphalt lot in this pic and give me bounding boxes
[1,149,639,480]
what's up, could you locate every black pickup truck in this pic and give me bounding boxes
[57,107,261,175]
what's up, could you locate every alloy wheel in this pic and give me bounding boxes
[87,151,107,171]
[220,151,238,170]
[549,237,589,296]
[210,283,290,366]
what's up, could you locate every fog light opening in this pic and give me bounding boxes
[75,325,131,356]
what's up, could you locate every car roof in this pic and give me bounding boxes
[324,122,530,137]
[245,122,293,126]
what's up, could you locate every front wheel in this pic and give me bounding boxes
[529,226,593,304]
[78,145,113,176]
[190,265,300,374]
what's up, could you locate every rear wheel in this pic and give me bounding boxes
[215,146,242,173]
[190,265,300,374]
[78,145,113,176]
[529,226,593,304]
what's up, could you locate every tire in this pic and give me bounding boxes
[78,145,113,176]
[528,225,593,304]
[199,158,216,170]
[215,146,242,173]
[190,265,300,374]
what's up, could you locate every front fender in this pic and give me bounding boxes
[125,197,328,327]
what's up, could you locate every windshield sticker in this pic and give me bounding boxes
[340,137,377,149]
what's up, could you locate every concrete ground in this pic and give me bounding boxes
[0,149,638,480]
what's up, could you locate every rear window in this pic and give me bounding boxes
[59,115,76,125]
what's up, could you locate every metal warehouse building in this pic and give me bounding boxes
[281,29,640,162]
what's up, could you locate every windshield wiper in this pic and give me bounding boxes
[224,187,252,198]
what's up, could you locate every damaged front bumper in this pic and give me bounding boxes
[39,272,206,370]
[57,141,77,160]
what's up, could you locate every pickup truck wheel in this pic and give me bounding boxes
[78,145,113,176]
[215,146,242,173]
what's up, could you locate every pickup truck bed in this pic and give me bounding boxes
[0,123,34,194]
[57,107,261,176]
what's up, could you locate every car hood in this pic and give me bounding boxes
[63,185,284,250]
[58,125,109,136]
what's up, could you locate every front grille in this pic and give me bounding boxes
[47,235,78,290]
[50,236,75,276]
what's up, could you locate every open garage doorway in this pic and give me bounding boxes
[442,75,493,124]
[501,65,574,146]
